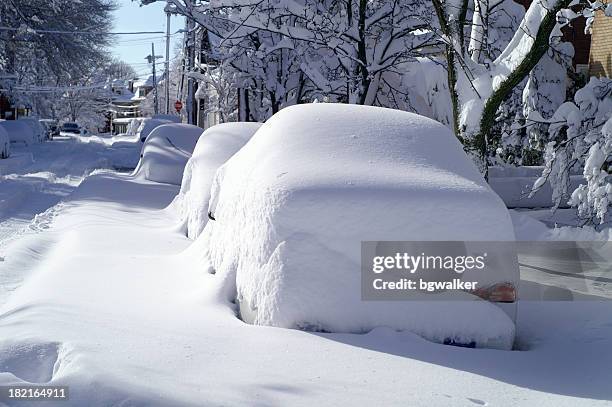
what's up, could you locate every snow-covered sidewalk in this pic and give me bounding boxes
[0,168,611,406]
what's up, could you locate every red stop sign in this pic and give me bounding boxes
[174,100,183,112]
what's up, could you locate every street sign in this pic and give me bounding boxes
[175,100,183,112]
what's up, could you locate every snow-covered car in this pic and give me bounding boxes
[199,104,518,350]
[60,122,81,135]
[39,119,59,139]
[152,114,181,123]
[173,122,263,239]
[0,125,10,158]
[135,123,203,185]
[18,118,46,142]
[137,118,172,143]
[0,120,37,146]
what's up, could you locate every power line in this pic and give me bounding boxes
[0,26,165,35]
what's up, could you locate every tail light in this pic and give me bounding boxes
[471,282,516,303]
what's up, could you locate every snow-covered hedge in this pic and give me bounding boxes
[0,120,38,146]
[198,104,516,349]
[135,123,203,185]
[0,125,10,158]
[174,122,262,239]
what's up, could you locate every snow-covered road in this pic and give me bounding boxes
[0,138,611,406]
[0,135,140,304]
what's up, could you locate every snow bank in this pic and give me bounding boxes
[198,104,516,349]
[0,120,37,146]
[136,123,203,185]
[174,122,262,239]
[0,125,10,158]
[137,118,172,142]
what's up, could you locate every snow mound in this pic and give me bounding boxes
[174,122,262,239]
[136,123,203,185]
[198,104,516,349]
[138,118,173,143]
[0,125,10,158]
[0,120,37,146]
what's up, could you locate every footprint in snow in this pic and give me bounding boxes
[467,398,487,406]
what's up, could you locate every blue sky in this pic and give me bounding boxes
[111,0,183,79]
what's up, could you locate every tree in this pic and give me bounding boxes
[430,0,610,174]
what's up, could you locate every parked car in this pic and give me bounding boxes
[135,123,203,185]
[0,120,37,146]
[18,118,46,142]
[0,125,10,158]
[200,104,519,350]
[60,122,81,135]
[39,119,60,139]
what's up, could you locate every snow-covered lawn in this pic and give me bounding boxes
[0,133,610,406]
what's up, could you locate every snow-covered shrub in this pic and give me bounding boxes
[532,77,612,223]
[0,125,10,158]
[0,120,37,146]
[173,122,262,239]
[135,123,203,185]
[198,104,516,349]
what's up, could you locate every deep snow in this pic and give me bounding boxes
[0,124,611,406]
[198,104,516,348]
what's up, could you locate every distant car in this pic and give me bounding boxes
[39,119,59,139]
[0,125,10,158]
[60,122,81,135]
[18,118,46,142]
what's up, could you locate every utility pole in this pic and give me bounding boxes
[164,7,171,115]
[185,3,196,125]
[146,43,162,115]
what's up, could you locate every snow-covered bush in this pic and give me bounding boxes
[198,104,516,349]
[532,77,612,223]
[135,123,203,185]
[0,120,37,146]
[174,122,262,239]
[0,125,10,159]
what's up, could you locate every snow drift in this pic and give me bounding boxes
[0,120,38,146]
[136,123,203,185]
[198,104,516,349]
[174,122,262,239]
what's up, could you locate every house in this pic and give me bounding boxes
[108,79,142,134]
[589,10,612,77]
